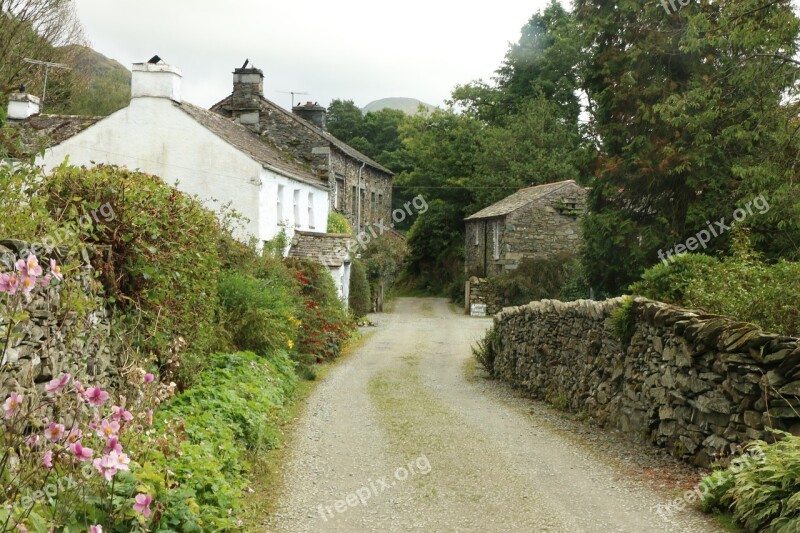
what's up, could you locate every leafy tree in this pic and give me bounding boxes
[348,259,371,318]
[575,0,800,294]
[326,99,364,143]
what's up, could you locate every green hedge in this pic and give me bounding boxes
[349,259,371,318]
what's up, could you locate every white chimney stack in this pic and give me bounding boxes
[131,59,182,103]
[7,92,41,121]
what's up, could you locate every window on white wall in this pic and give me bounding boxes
[308,192,315,229]
[493,220,500,260]
[277,185,284,224]
[293,189,300,228]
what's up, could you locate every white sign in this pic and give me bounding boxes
[470,303,487,317]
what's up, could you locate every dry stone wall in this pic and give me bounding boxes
[492,297,800,466]
[0,240,116,400]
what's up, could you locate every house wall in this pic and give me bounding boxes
[465,183,586,277]
[40,96,327,244]
[329,148,393,231]
[260,176,330,243]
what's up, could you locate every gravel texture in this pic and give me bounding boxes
[266,298,724,532]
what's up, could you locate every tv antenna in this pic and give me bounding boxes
[279,90,309,108]
[23,58,70,112]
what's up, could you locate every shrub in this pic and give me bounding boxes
[349,259,371,317]
[218,270,300,355]
[473,326,499,374]
[701,433,800,532]
[327,212,352,234]
[42,165,222,383]
[360,233,408,309]
[610,296,636,344]
[629,253,720,305]
[488,254,578,307]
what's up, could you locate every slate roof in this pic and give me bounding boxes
[212,94,394,176]
[6,115,102,157]
[288,231,352,267]
[464,180,579,221]
[174,101,325,187]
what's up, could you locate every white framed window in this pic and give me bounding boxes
[277,185,284,223]
[492,220,500,260]
[308,192,315,229]
[293,189,300,228]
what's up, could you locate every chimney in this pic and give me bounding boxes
[131,57,182,102]
[231,63,263,132]
[7,91,41,121]
[293,101,327,131]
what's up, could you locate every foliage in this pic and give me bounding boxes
[62,45,131,116]
[473,326,499,375]
[42,165,222,385]
[218,270,300,355]
[575,0,800,294]
[702,433,800,532]
[150,351,297,530]
[327,211,352,234]
[348,259,371,318]
[631,231,800,336]
[610,296,636,344]
[287,258,353,362]
[360,232,408,309]
[487,254,582,307]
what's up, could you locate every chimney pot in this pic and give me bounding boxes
[231,65,264,132]
[293,101,327,131]
[7,92,41,120]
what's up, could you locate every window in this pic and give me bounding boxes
[378,193,384,209]
[370,192,376,215]
[335,177,345,210]
[308,192,315,229]
[474,224,479,246]
[492,220,500,260]
[351,186,357,215]
[359,189,366,223]
[277,185,284,223]
[293,189,300,228]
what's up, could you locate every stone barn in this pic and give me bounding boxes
[464,180,587,278]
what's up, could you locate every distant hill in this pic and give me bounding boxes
[362,97,436,115]
[63,45,131,116]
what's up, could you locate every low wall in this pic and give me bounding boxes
[492,297,800,466]
[466,277,502,316]
[0,240,116,398]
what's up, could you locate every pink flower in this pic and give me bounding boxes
[49,259,63,281]
[20,254,43,277]
[110,405,133,422]
[84,387,109,407]
[0,273,19,295]
[104,436,123,453]
[70,441,93,462]
[26,433,40,448]
[73,379,86,395]
[146,409,154,426]
[97,419,120,440]
[37,274,52,287]
[45,423,65,442]
[3,392,23,418]
[132,493,152,518]
[19,275,36,294]
[43,450,53,469]
[15,524,28,533]
[93,451,124,481]
[117,452,130,471]
[90,526,103,533]
[66,428,82,444]
[144,373,154,384]
[45,373,72,394]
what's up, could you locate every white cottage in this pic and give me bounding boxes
[19,58,352,303]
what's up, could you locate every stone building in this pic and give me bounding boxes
[464,180,587,278]
[210,64,394,233]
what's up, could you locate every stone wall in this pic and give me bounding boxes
[465,277,502,316]
[0,240,116,399]
[491,297,800,466]
[329,148,393,230]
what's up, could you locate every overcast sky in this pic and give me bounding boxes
[73,0,559,111]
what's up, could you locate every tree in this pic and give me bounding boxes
[575,0,800,294]
[326,99,364,143]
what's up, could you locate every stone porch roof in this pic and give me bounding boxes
[288,231,352,267]
[464,180,580,221]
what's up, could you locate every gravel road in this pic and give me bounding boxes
[266,298,723,532]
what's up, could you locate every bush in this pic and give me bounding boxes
[630,243,800,336]
[349,259,371,317]
[327,212,352,234]
[701,433,800,532]
[42,165,222,383]
[218,270,300,355]
[473,326,499,374]
[610,296,636,344]
[488,254,579,307]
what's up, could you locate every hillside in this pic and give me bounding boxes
[362,97,435,115]
[63,45,131,116]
